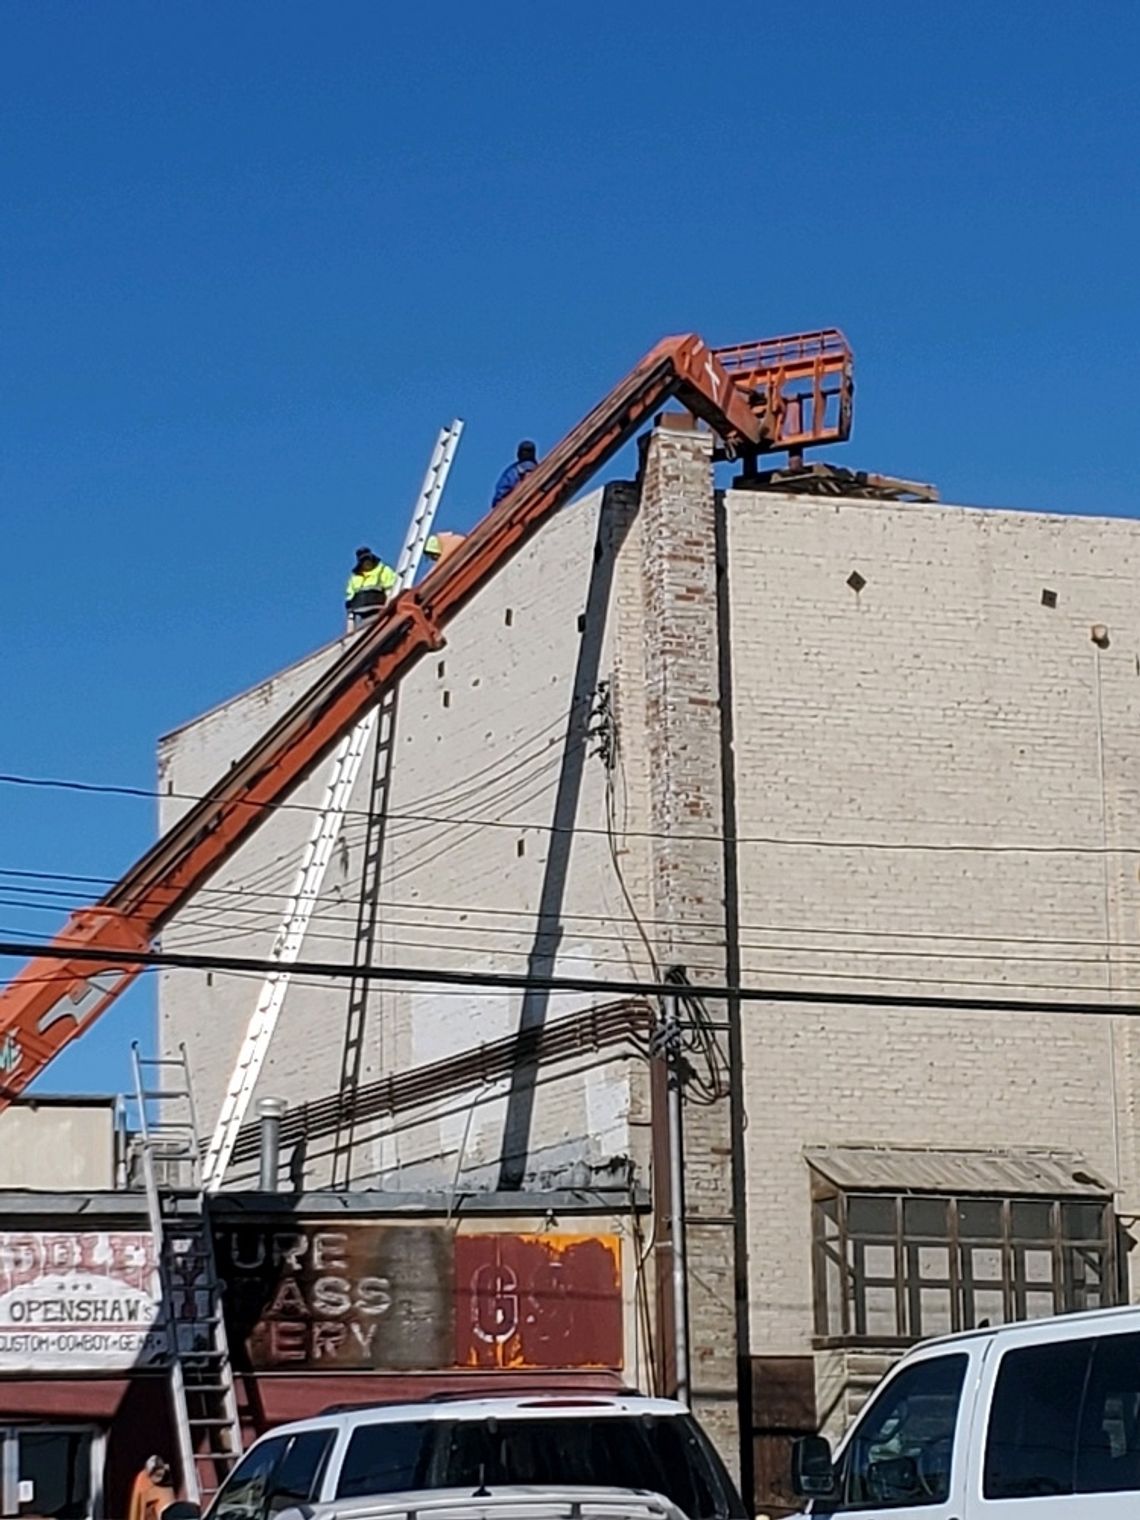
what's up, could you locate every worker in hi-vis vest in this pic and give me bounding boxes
[424,531,465,566]
[345,545,396,626]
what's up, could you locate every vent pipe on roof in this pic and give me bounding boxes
[257,1096,288,1191]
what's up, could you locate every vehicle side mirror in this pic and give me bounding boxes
[791,1434,837,1499]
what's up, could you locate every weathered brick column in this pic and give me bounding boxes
[640,419,741,1471]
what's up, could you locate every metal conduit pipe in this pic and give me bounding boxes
[257,1095,288,1190]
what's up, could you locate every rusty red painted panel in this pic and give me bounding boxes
[455,1234,623,1370]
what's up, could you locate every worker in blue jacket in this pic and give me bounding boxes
[491,440,538,506]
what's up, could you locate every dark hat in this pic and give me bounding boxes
[517,440,537,462]
[355,545,376,560]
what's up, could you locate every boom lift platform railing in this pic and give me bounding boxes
[200,421,462,1190]
[0,328,853,1109]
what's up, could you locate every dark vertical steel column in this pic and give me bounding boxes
[713,488,754,1507]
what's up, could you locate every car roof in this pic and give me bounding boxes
[319,1486,688,1520]
[909,1302,1140,1357]
[263,1394,689,1441]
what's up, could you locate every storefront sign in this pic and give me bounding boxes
[215,1223,624,1373]
[456,1233,623,1369]
[216,1222,453,1370]
[0,1232,164,1373]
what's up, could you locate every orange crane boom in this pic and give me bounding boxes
[0,328,852,1107]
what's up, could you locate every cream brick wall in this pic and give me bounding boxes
[725,490,1140,1355]
[157,449,1140,1476]
[159,483,655,1195]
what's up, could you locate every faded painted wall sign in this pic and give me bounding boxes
[456,1234,623,1369]
[0,1231,164,1373]
[215,1223,452,1370]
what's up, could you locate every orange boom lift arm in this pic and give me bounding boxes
[0,329,852,1106]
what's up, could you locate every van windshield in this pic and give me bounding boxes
[335,1415,744,1519]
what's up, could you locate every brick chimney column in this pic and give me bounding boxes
[640,420,742,1473]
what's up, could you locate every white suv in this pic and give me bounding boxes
[201,1394,746,1520]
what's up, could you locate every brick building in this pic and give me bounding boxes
[160,422,1140,1513]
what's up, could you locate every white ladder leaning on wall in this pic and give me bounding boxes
[201,420,464,1190]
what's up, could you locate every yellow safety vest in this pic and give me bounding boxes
[345,563,396,600]
[425,532,465,563]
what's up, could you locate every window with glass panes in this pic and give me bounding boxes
[812,1184,1117,1345]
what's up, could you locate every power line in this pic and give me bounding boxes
[2,877,1138,970]
[1,937,1138,1020]
[3,891,1139,998]
[2,767,1137,856]
[5,865,1140,959]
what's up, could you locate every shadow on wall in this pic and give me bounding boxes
[496,482,636,1190]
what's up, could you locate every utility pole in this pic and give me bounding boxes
[656,976,691,1406]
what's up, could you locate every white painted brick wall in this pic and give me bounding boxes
[159,486,655,1195]
[725,490,1140,1355]
[156,451,1140,1472]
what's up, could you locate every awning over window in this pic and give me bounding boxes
[805,1145,1112,1198]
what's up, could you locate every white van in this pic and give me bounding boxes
[791,1303,1140,1517]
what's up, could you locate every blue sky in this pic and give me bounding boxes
[2,1,1138,1095]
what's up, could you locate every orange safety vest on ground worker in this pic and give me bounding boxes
[128,1471,175,1520]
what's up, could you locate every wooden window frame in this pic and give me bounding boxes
[811,1183,1116,1349]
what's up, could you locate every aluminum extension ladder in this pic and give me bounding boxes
[131,1043,242,1504]
[202,420,463,1190]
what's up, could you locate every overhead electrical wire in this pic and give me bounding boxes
[1,937,1139,1020]
[5,873,1140,977]
[4,765,1139,855]
[5,881,1140,977]
[2,857,1136,948]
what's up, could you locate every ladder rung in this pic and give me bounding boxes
[188,1417,237,1429]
